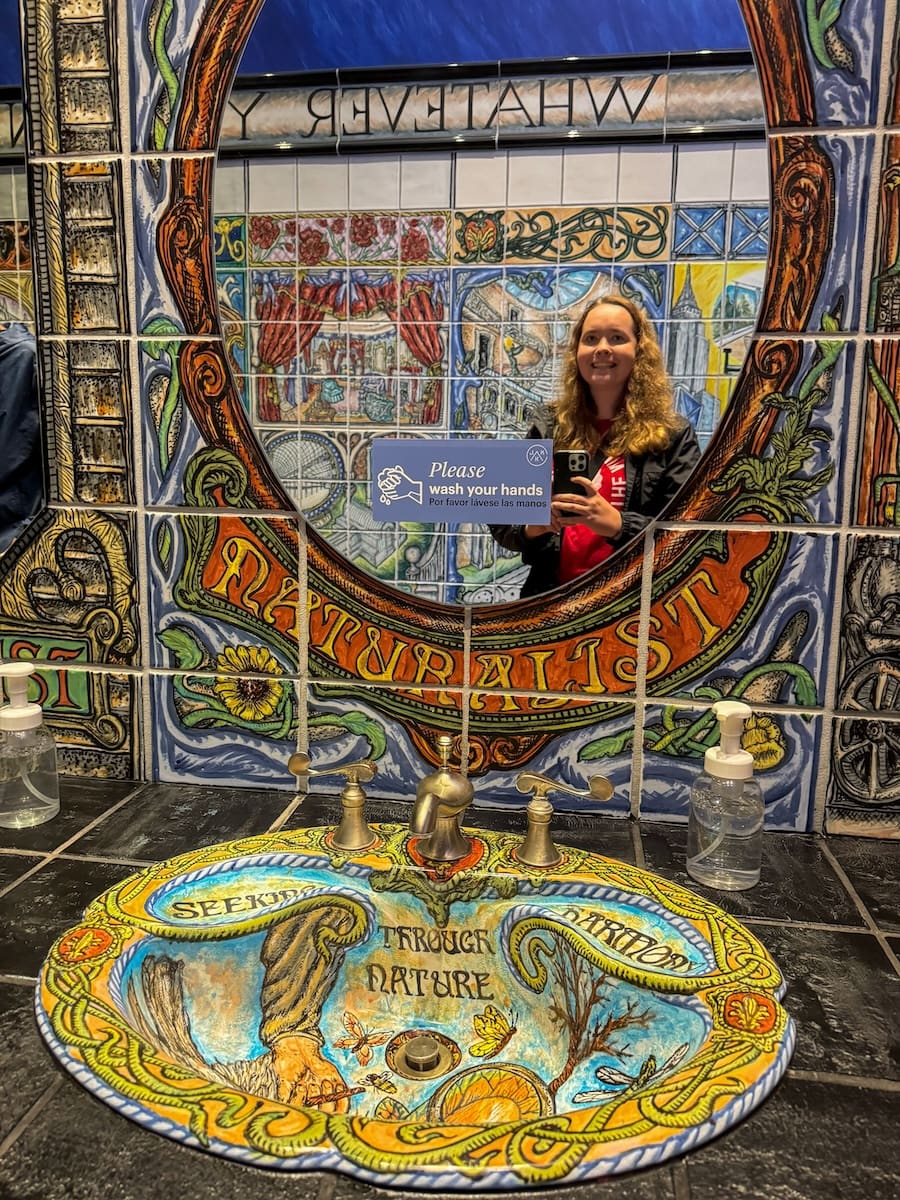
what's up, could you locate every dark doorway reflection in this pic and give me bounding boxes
[0,320,40,553]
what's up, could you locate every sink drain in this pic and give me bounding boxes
[401,1034,442,1073]
[385,1029,461,1080]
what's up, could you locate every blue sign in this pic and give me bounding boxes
[371,438,552,524]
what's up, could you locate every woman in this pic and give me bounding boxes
[491,294,701,598]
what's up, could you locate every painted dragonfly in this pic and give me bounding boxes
[572,1042,691,1105]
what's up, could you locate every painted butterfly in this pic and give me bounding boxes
[468,1004,518,1059]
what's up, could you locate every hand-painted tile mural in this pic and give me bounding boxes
[0,0,898,843]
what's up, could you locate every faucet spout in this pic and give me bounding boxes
[408,735,474,862]
[409,789,439,837]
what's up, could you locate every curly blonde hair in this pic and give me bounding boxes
[553,294,681,457]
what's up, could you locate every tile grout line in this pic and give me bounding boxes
[787,1067,900,1093]
[629,818,646,868]
[316,1172,337,1200]
[0,787,150,900]
[54,852,154,868]
[267,792,308,834]
[819,842,900,978]
[630,525,657,820]
[743,916,872,933]
[671,1158,692,1200]
[0,1077,63,1160]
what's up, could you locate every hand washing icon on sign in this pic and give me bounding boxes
[377,465,423,506]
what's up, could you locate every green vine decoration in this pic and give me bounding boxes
[148,0,181,150]
[579,609,817,766]
[507,916,761,997]
[709,310,841,521]
[156,623,387,754]
[805,0,855,73]
[144,317,184,475]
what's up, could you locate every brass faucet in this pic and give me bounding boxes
[514,771,614,868]
[288,750,378,852]
[409,734,474,862]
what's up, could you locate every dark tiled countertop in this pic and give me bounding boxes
[0,780,898,1200]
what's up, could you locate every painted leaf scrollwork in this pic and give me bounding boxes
[710,311,840,522]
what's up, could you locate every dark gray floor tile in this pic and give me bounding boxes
[640,824,863,924]
[684,1075,900,1199]
[69,782,296,862]
[827,836,900,933]
[0,776,140,854]
[745,924,900,1079]
[332,1164,676,1199]
[0,853,43,891]
[0,981,58,1142]
[0,857,138,977]
[0,1072,324,1200]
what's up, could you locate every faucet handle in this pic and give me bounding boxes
[514,771,614,869]
[515,771,614,804]
[288,751,378,852]
[289,752,377,785]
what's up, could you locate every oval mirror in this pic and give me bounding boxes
[0,2,766,594]
[211,1,768,604]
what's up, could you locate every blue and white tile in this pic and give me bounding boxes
[758,133,873,335]
[145,512,301,674]
[129,0,213,152]
[304,682,465,802]
[640,703,822,831]
[807,0,884,128]
[466,700,637,817]
[139,340,214,508]
[151,673,297,788]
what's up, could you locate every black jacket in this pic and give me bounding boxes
[489,410,701,597]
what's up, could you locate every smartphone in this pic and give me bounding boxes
[552,450,590,497]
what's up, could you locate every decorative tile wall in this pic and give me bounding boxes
[0,0,897,842]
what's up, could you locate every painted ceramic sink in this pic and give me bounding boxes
[37,823,793,1190]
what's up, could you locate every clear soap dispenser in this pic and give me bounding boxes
[686,700,763,891]
[0,661,60,828]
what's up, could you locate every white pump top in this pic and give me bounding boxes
[704,699,754,781]
[0,661,44,732]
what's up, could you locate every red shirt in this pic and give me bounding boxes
[558,424,626,583]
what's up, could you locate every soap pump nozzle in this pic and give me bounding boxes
[0,661,44,732]
[704,700,754,781]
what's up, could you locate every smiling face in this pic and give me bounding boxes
[576,302,639,415]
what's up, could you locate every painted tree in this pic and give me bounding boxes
[546,937,652,1099]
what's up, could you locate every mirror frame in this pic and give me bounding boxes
[2,0,832,775]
